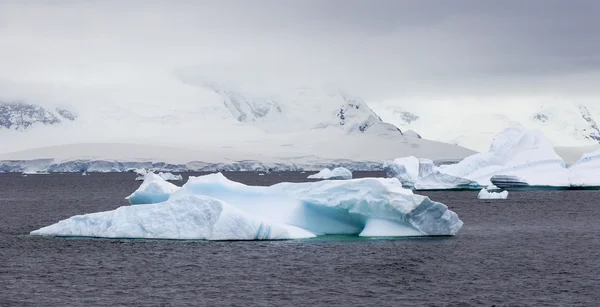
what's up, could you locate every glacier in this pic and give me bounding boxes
[0,157,388,173]
[307,167,352,180]
[477,189,509,200]
[385,127,600,190]
[30,173,463,240]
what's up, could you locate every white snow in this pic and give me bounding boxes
[31,173,463,240]
[307,167,352,180]
[567,148,600,187]
[555,145,600,166]
[477,189,509,200]
[370,99,600,152]
[126,172,180,205]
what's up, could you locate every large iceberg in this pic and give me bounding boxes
[126,172,180,205]
[31,195,316,240]
[307,167,352,180]
[31,173,463,240]
[567,149,600,188]
[386,128,571,190]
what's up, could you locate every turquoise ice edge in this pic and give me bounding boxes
[26,234,456,242]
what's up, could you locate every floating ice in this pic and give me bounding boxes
[158,172,183,181]
[477,189,509,200]
[386,128,570,189]
[442,128,568,187]
[385,156,480,190]
[307,167,352,180]
[383,156,419,188]
[126,172,180,205]
[567,149,600,188]
[31,195,316,240]
[135,170,182,181]
[31,173,463,240]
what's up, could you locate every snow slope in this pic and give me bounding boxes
[370,100,600,152]
[0,81,475,169]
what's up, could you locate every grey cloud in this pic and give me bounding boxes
[0,0,599,102]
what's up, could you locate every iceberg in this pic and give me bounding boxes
[567,149,600,188]
[307,167,352,180]
[157,172,183,181]
[31,173,463,240]
[31,195,316,240]
[384,156,480,190]
[477,188,508,200]
[386,128,570,190]
[135,170,183,181]
[126,172,180,205]
[383,156,420,188]
[441,128,568,187]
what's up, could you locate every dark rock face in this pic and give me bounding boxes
[0,103,76,130]
[533,113,549,122]
[400,111,419,124]
[578,105,600,141]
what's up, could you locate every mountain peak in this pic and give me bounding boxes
[0,102,76,131]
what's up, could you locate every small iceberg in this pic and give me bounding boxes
[477,188,509,200]
[134,169,183,181]
[126,172,180,205]
[307,167,352,180]
[157,172,183,181]
[21,170,50,175]
[31,173,463,240]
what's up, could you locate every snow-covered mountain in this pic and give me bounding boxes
[0,80,475,171]
[0,102,76,130]
[370,100,600,152]
[175,77,402,136]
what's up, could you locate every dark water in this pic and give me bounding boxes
[1,172,599,306]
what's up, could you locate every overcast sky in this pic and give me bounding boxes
[1,0,599,103]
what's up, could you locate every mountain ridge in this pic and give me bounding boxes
[370,100,600,152]
[0,81,475,164]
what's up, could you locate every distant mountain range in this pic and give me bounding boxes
[370,101,600,152]
[0,80,474,164]
[0,103,76,130]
